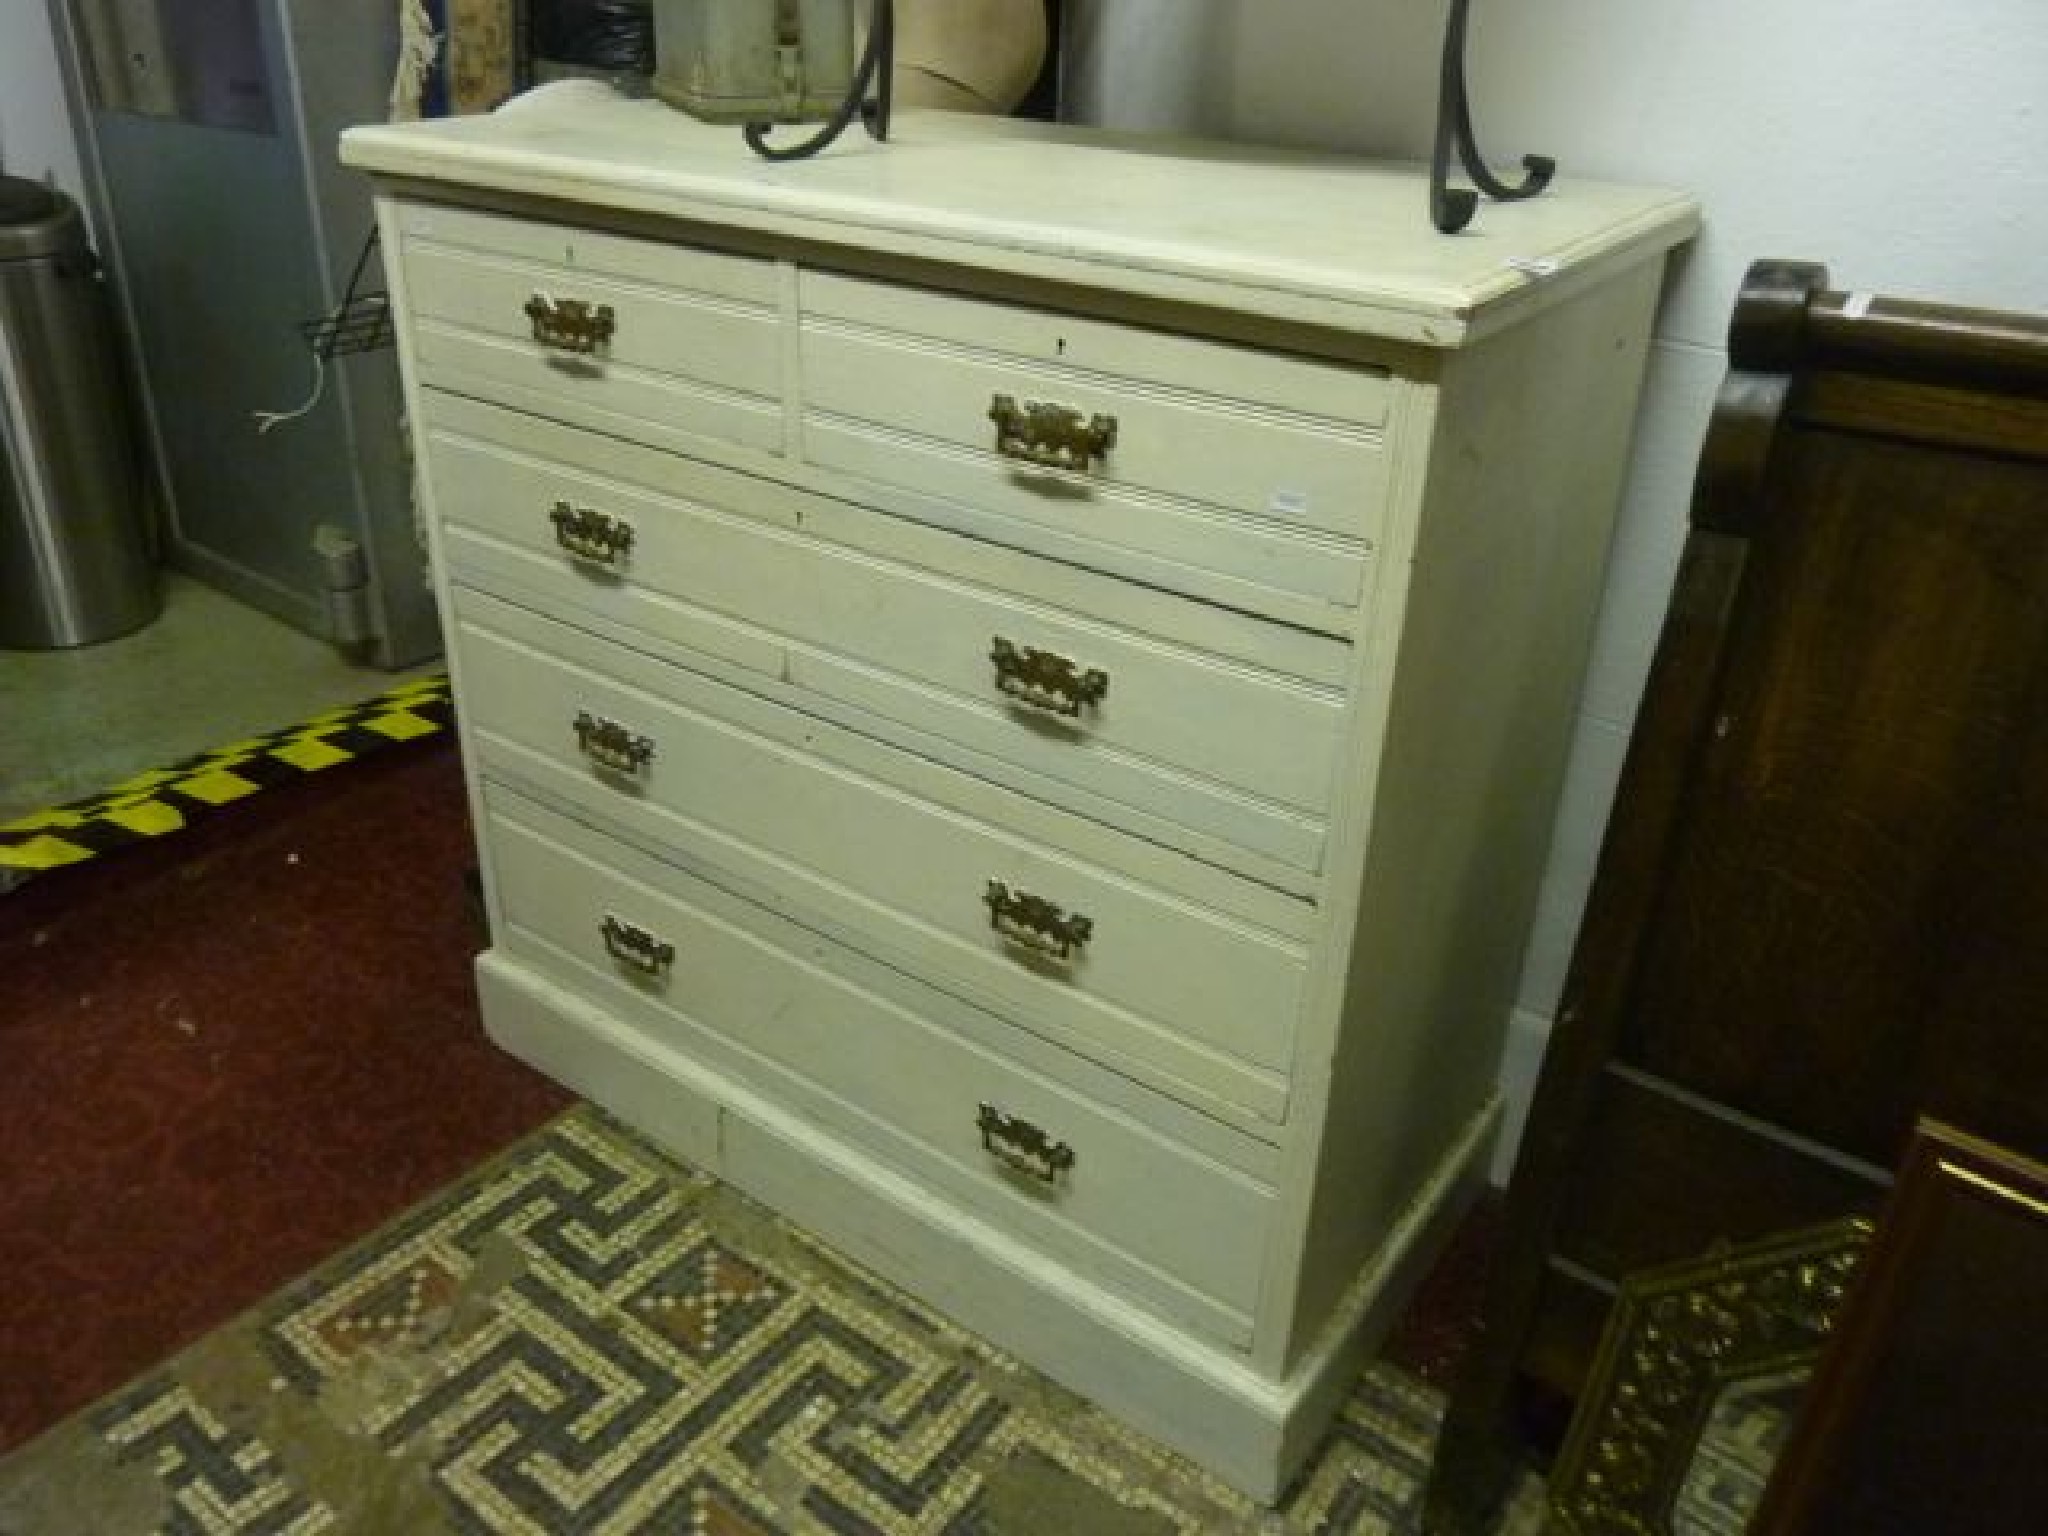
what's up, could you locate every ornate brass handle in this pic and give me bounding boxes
[977,1102,1075,1185]
[989,636,1108,718]
[988,394,1118,472]
[600,914,674,977]
[525,293,615,354]
[984,879,1093,962]
[573,710,655,775]
[550,501,634,566]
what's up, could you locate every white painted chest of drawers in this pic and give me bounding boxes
[344,89,1694,1499]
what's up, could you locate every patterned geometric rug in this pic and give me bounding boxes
[0,1106,1547,1535]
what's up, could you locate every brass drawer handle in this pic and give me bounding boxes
[525,293,615,354]
[550,501,635,566]
[988,394,1118,472]
[977,1102,1075,1185]
[600,914,674,977]
[990,636,1108,718]
[984,879,1093,962]
[573,710,655,775]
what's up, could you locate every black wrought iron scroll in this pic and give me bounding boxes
[1430,0,1554,233]
[743,0,896,162]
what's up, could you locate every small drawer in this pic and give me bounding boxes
[452,591,1309,1128]
[482,786,1279,1344]
[398,203,783,462]
[798,270,1391,620]
[422,394,1348,881]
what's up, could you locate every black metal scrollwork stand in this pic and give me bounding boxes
[743,0,896,162]
[1430,0,1554,234]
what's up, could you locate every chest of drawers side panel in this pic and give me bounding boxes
[1262,262,1669,1383]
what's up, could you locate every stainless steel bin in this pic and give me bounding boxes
[0,173,156,649]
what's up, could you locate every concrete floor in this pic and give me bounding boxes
[0,571,440,825]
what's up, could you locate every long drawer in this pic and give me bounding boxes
[451,589,1311,1128]
[399,202,783,462]
[482,785,1277,1346]
[798,269,1390,621]
[424,393,1347,883]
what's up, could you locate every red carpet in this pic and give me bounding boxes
[0,738,570,1453]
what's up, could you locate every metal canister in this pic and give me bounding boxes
[0,175,156,648]
[650,0,856,124]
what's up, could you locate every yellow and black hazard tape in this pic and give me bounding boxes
[1,672,453,886]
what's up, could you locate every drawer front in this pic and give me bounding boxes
[399,205,783,461]
[799,270,1388,616]
[424,396,1346,878]
[483,786,1276,1343]
[452,593,1307,1126]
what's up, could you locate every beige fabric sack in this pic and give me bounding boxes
[892,0,1048,114]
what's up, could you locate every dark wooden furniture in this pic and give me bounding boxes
[1422,261,2048,1531]
[1751,1121,2048,1535]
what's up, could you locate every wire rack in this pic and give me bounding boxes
[299,226,394,360]
[300,294,392,359]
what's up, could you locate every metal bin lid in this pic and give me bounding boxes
[0,176,86,263]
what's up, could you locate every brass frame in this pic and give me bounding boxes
[1748,1122,2048,1533]
[1544,1218,1872,1536]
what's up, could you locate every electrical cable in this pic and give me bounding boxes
[1430,0,1554,234]
[253,350,327,436]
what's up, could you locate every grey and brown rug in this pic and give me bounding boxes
[0,1105,1551,1535]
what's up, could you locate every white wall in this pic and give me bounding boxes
[0,4,85,195]
[1066,0,2048,1177]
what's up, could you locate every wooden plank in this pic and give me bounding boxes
[801,321,1389,546]
[404,244,782,395]
[1627,427,2048,1164]
[803,268,1395,424]
[401,200,781,305]
[801,416,1370,611]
